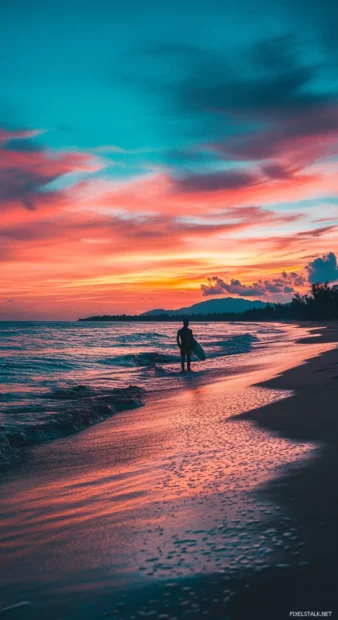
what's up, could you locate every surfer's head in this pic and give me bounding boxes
[183,318,189,327]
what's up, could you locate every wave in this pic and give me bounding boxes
[115,332,168,344]
[212,333,259,353]
[1,356,79,372]
[102,352,180,367]
[0,385,144,468]
[101,334,259,368]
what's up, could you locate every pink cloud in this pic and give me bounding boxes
[0,129,104,211]
[0,127,45,146]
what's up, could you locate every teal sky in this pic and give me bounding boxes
[1,0,338,318]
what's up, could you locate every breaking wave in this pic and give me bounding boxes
[0,385,144,468]
[102,352,180,367]
[102,334,258,368]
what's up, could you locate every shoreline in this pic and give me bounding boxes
[242,321,338,442]
[226,322,338,618]
[1,324,338,618]
[0,321,332,472]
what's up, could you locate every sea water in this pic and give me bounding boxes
[0,320,315,464]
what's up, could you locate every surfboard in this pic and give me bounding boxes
[192,338,206,361]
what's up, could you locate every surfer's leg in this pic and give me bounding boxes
[180,349,186,372]
[187,351,191,372]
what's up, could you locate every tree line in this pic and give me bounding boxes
[79,283,338,322]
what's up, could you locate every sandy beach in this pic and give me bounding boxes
[1,323,338,619]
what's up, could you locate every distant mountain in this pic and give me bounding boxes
[141,297,267,316]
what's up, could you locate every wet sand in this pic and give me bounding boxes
[1,324,338,619]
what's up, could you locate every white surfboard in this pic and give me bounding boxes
[192,338,206,361]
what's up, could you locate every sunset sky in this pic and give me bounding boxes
[1,0,338,319]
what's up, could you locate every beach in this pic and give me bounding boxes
[0,322,338,619]
[3,0,338,617]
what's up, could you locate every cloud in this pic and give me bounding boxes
[125,36,338,217]
[177,36,325,119]
[297,226,337,238]
[0,166,60,211]
[201,254,338,299]
[261,163,299,180]
[0,125,103,210]
[201,277,264,297]
[0,202,298,256]
[174,168,261,193]
[211,105,338,168]
[201,271,308,299]
[151,35,338,145]
[307,252,338,283]
[0,127,44,146]
[140,36,338,180]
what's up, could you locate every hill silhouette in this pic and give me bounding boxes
[140,296,266,316]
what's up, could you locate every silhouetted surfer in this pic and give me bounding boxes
[177,319,193,373]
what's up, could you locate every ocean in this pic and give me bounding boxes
[0,320,315,467]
